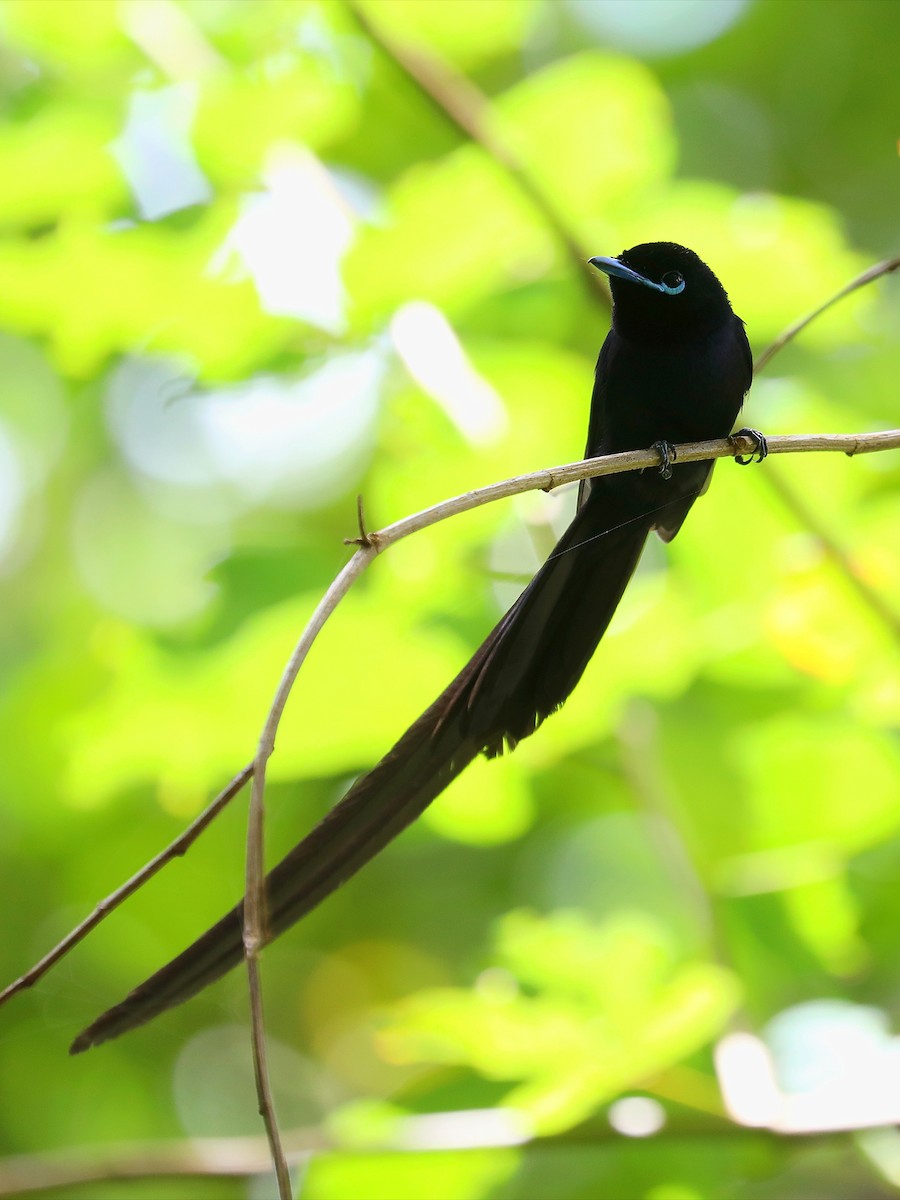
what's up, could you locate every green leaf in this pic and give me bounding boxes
[381,910,739,1133]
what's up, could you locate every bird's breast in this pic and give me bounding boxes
[596,321,749,455]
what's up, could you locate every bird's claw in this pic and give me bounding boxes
[732,428,768,466]
[651,440,677,480]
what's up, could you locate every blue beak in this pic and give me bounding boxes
[589,256,683,296]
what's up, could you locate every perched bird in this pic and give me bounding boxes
[72,242,761,1053]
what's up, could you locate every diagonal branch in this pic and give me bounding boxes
[0,764,253,1008]
[762,466,900,641]
[753,255,900,373]
[342,0,608,306]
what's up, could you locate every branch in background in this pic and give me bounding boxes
[343,0,609,307]
[763,466,900,642]
[0,1112,856,1198]
[618,700,724,957]
[0,1126,326,1198]
[753,255,900,374]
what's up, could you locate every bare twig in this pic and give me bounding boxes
[749,256,900,640]
[0,764,253,1009]
[244,748,291,1197]
[244,948,292,1199]
[1,431,897,1017]
[365,430,900,548]
[753,255,900,373]
[236,428,900,1178]
[241,548,376,1199]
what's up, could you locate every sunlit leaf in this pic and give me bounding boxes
[382,910,739,1132]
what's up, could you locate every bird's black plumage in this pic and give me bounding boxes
[71,242,753,1052]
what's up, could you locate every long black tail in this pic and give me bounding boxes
[71,481,651,1052]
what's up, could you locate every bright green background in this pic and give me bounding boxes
[0,1,899,1197]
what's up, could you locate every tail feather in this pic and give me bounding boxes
[71,482,650,1052]
[71,707,479,1052]
[456,482,652,752]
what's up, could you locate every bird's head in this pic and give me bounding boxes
[589,242,735,341]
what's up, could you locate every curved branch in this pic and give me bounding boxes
[1,428,897,1015]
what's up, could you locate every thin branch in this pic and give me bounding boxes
[244,734,292,1185]
[236,432,900,1182]
[241,548,376,1200]
[0,764,253,1009]
[1,431,897,1016]
[0,1113,859,1197]
[753,255,900,373]
[749,256,900,640]
[245,731,288,1196]
[0,1127,325,1197]
[368,430,900,549]
[244,948,292,1199]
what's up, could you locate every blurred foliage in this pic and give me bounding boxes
[0,1,898,1198]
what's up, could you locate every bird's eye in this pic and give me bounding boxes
[660,270,685,295]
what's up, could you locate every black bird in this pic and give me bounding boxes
[72,242,759,1052]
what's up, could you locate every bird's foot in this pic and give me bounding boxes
[732,428,768,466]
[651,440,677,480]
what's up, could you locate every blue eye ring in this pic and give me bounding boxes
[660,270,685,295]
